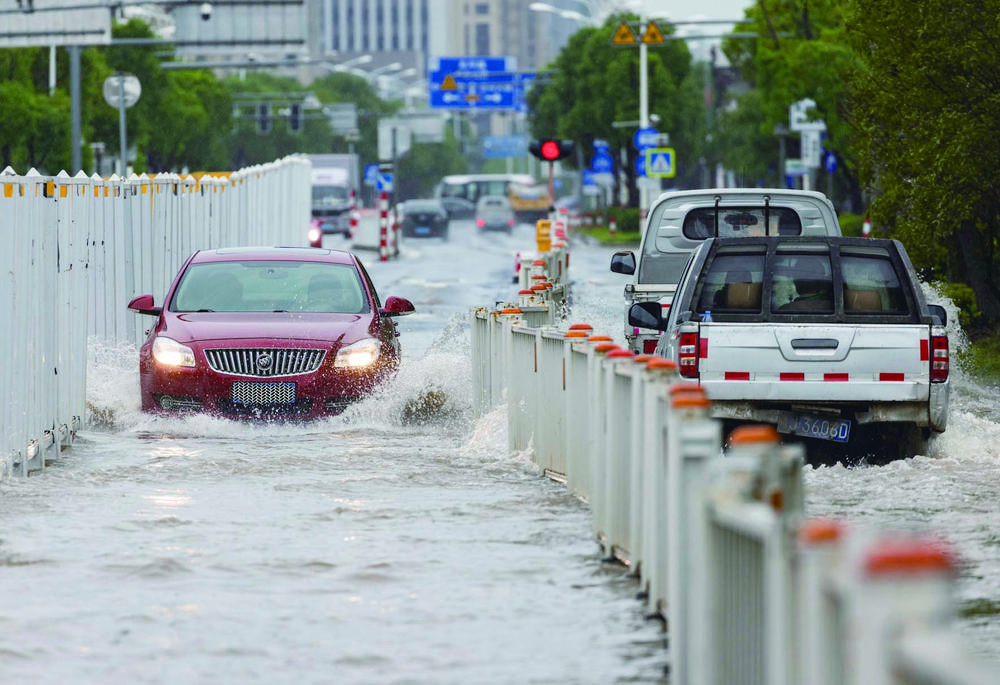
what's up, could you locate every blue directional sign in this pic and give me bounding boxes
[590,151,614,174]
[825,150,837,173]
[644,147,676,178]
[582,169,596,186]
[483,134,528,159]
[635,155,647,177]
[429,57,531,111]
[429,56,514,78]
[633,127,659,150]
[593,138,610,151]
[363,163,379,187]
[377,173,393,192]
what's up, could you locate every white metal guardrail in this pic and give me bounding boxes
[470,237,997,684]
[0,156,311,478]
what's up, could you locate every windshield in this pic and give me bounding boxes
[170,261,369,314]
[683,206,802,239]
[312,185,349,206]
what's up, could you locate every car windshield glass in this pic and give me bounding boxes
[170,261,369,314]
[771,252,834,313]
[840,248,909,314]
[683,206,801,239]
[696,249,766,313]
[637,253,691,285]
[312,185,349,205]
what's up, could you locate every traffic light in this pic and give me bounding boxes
[257,103,270,134]
[288,102,302,133]
[529,139,574,162]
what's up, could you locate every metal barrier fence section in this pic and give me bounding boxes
[470,237,997,684]
[0,157,311,478]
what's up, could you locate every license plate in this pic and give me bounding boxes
[415,226,431,235]
[231,381,296,404]
[777,412,851,443]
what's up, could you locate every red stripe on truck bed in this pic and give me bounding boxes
[824,373,849,382]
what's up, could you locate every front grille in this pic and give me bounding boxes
[205,348,326,377]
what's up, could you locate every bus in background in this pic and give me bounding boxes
[435,173,549,223]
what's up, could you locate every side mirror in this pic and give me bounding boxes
[610,251,636,275]
[928,304,947,326]
[127,294,162,317]
[628,301,665,330]
[381,295,415,317]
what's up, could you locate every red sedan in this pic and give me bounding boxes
[127,247,415,419]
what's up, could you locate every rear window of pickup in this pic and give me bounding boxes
[689,240,919,322]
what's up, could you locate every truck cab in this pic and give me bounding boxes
[611,189,842,353]
[630,236,949,461]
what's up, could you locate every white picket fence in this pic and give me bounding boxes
[471,244,997,685]
[0,156,311,477]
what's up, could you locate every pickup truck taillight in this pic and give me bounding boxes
[679,331,699,379]
[931,334,949,382]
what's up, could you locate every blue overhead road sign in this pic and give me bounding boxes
[429,56,513,77]
[483,134,528,158]
[644,148,676,178]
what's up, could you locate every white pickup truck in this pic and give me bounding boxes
[629,235,950,461]
[611,189,842,354]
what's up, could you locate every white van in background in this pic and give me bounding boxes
[610,189,843,353]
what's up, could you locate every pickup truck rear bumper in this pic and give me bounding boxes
[708,386,948,433]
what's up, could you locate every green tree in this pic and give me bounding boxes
[720,1,862,206]
[847,0,1000,327]
[529,14,702,206]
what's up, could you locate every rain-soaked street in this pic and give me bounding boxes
[2,220,999,683]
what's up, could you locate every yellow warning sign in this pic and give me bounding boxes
[611,21,638,46]
[441,74,458,91]
[641,20,666,44]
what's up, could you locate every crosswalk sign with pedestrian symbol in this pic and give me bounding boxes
[644,147,676,178]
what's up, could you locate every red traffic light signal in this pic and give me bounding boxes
[530,139,574,162]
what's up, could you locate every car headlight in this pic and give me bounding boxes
[152,336,196,368]
[334,338,380,369]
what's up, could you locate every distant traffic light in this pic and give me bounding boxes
[288,103,302,133]
[257,103,270,134]
[529,139,574,162]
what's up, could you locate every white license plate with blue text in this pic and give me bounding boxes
[415,226,431,235]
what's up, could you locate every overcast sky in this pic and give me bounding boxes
[640,0,754,23]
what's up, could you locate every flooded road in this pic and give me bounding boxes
[1,219,998,682]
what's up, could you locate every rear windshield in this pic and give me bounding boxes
[405,201,441,213]
[684,206,802,239]
[690,241,914,319]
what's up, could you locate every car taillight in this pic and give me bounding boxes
[931,334,949,382]
[643,339,658,354]
[477,218,485,227]
[678,331,699,379]
[507,218,515,226]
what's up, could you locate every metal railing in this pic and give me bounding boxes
[0,156,311,477]
[470,237,997,684]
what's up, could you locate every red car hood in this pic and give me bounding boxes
[158,312,372,346]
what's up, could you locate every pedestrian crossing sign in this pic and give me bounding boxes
[644,147,676,178]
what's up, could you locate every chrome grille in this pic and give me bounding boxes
[205,348,326,377]
[231,381,296,404]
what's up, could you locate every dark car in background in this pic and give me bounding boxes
[127,247,415,420]
[400,199,450,239]
[439,196,477,220]
[475,195,516,233]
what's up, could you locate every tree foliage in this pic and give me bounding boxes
[847,0,1000,326]
[528,14,704,206]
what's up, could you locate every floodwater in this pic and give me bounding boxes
[1,219,998,683]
